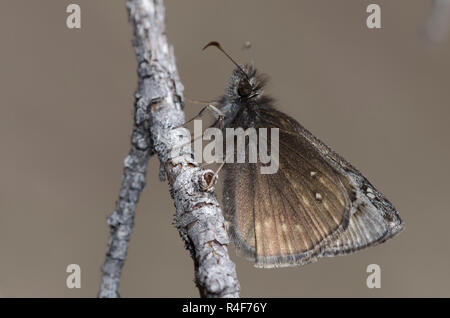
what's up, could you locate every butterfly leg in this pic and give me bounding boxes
[207,103,226,129]
[174,102,223,129]
[171,103,226,153]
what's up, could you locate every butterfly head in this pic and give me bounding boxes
[202,41,268,104]
[225,64,267,102]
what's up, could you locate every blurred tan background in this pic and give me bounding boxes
[0,0,449,297]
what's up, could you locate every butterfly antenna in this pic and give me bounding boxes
[243,41,255,69]
[202,41,251,83]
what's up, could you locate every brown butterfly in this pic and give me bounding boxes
[201,42,404,268]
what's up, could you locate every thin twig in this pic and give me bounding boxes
[99,0,240,298]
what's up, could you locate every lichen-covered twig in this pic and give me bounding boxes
[99,0,240,298]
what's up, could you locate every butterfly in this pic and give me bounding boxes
[201,42,404,268]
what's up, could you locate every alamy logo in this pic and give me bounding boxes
[66,4,81,29]
[171,120,280,174]
[366,264,381,288]
[66,264,81,289]
[366,4,381,29]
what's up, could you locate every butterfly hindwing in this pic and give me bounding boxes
[276,107,404,257]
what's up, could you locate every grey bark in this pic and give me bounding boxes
[99,0,240,298]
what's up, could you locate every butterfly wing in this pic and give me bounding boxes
[223,106,403,268]
[280,108,404,257]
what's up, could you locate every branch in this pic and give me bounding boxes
[99,0,240,298]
